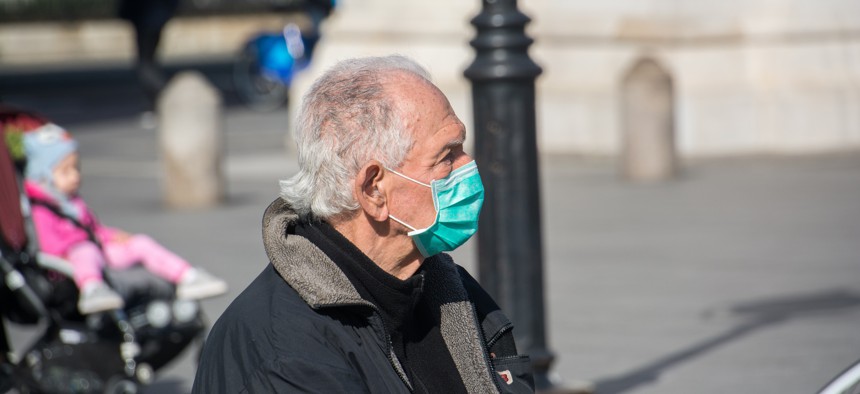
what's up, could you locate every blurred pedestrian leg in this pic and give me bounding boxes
[301,0,336,61]
[118,0,179,128]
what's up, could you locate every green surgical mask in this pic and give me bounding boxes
[387,160,485,257]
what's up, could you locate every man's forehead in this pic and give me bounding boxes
[384,72,439,99]
[385,69,430,84]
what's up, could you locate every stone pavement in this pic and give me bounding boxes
[4,70,860,394]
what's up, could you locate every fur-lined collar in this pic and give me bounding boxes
[261,198,501,393]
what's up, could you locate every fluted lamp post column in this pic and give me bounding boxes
[464,1,585,392]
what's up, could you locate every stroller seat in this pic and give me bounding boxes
[1,108,207,394]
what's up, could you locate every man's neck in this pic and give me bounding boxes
[332,217,423,280]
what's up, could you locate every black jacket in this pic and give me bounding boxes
[192,198,534,393]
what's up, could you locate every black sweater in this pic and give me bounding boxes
[297,219,468,394]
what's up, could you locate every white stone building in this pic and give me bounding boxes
[295,0,860,156]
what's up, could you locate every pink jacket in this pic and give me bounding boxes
[24,181,119,257]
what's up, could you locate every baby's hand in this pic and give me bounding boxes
[112,231,132,243]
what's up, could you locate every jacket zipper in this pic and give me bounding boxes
[486,322,514,351]
[385,335,413,391]
[370,309,413,391]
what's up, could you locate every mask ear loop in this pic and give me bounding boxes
[383,166,432,233]
[384,166,432,188]
[388,215,418,232]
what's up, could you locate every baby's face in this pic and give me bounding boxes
[52,152,81,195]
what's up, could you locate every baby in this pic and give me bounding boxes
[23,123,227,314]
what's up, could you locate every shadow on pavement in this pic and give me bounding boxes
[594,288,860,394]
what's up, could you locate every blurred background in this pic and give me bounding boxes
[2,0,860,393]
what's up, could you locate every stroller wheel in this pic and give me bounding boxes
[104,377,139,394]
[135,363,154,385]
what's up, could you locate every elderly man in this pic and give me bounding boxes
[193,55,534,393]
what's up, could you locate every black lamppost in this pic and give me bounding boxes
[464,0,561,391]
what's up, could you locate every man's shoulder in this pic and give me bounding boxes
[196,264,388,393]
[201,265,355,365]
[211,264,374,348]
[216,264,328,331]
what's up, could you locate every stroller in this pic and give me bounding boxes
[0,109,207,393]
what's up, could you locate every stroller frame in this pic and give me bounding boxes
[1,111,206,393]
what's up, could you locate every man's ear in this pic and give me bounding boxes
[355,160,388,222]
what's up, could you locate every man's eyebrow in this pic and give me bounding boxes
[445,130,466,149]
[445,137,465,149]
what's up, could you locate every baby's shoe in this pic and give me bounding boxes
[78,281,125,314]
[176,268,228,300]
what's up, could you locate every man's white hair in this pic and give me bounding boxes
[279,55,433,219]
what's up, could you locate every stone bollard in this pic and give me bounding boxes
[621,57,677,182]
[157,71,225,208]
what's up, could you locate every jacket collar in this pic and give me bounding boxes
[262,197,367,308]
[262,198,501,393]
